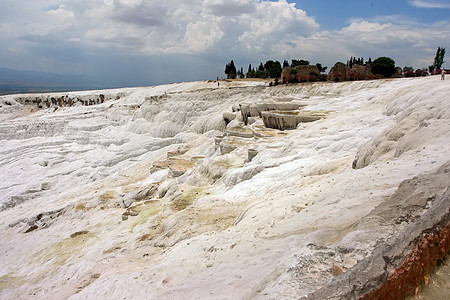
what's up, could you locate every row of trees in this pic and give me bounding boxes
[224,46,445,81]
[402,46,446,77]
[225,59,327,79]
[245,60,283,79]
[224,60,283,79]
[346,57,372,68]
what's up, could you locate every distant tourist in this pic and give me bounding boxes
[441,68,446,80]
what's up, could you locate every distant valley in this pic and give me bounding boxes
[0,67,106,95]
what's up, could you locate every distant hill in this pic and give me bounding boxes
[0,67,106,95]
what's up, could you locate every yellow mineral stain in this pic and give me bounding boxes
[0,274,26,290]
[35,231,96,267]
[99,191,116,200]
[128,203,163,229]
[170,187,203,211]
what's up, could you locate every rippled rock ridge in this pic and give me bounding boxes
[0,77,449,299]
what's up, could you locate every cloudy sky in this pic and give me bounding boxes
[1,0,450,87]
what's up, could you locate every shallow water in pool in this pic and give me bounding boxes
[409,256,450,300]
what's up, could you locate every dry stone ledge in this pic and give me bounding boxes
[239,102,305,124]
[261,110,324,130]
[247,148,258,162]
[222,112,236,125]
[150,150,197,177]
[225,126,254,138]
[13,94,109,109]
[219,141,238,155]
[167,158,195,177]
[305,162,450,299]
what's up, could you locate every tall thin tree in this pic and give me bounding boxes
[434,47,446,70]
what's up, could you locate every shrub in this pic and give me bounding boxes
[333,73,342,82]
[299,75,308,83]
[403,66,414,73]
[318,74,327,81]
[349,72,357,81]
[371,57,396,78]
[404,70,415,77]
[415,69,428,77]
[284,75,298,84]
[309,75,317,82]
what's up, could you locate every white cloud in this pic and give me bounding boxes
[203,0,256,16]
[238,1,319,55]
[275,20,450,69]
[409,0,450,8]
[81,0,319,57]
[1,0,450,82]
[350,15,420,27]
[182,21,224,53]
[15,4,78,44]
[47,5,75,19]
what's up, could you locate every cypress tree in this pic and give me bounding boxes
[434,47,446,69]
[258,62,264,71]
[225,60,237,79]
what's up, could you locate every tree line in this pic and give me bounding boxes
[346,57,372,68]
[224,46,445,81]
[225,59,327,79]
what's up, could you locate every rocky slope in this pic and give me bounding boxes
[0,77,449,299]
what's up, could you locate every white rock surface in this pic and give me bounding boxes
[0,77,449,299]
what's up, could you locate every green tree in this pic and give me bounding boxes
[403,66,414,73]
[258,62,265,71]
[291,59,309,67]
[236,69,242,79]
[264,60,282,78]
[371,57,396,78]
[428,65,436,73]
[434,46,446,70]
[283,60,289,68]
[225,60,237,79]
[316,63,327,73]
